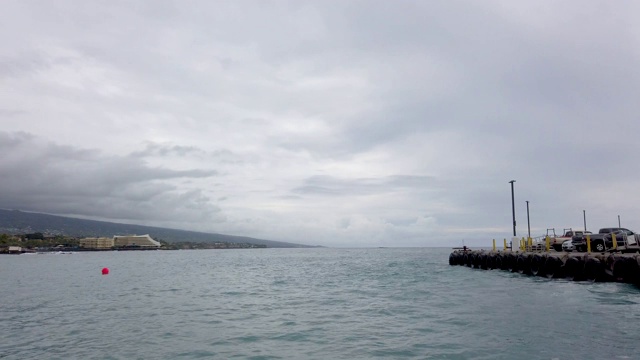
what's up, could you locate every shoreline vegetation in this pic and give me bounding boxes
[0,232,266,254]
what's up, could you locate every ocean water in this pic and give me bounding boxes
[1,247,639,360]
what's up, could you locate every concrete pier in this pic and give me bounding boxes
[449,249,640,284]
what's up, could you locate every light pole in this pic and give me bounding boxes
[509,180,516,237]
[618,215,621,228]
[526,200,530,239]
[583,210,587,231]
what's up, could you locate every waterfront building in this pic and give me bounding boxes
[80,237,114,249]
[8,246,22,254]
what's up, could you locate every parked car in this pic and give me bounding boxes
[603,229,639,249]
[562,240,575,252]
[547,229,592,252]
[572,227,640,252]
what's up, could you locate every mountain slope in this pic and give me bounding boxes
[0,209,313,248]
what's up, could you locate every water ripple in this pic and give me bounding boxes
[1,248,640,359]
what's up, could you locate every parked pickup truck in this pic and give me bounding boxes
[572,227,640,252]
[548,229,592,252]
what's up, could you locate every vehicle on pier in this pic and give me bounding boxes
[572,227,640,252]
[562,240,575,252]
[547,228,591,252]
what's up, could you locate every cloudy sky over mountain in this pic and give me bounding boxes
[1,1,639,247]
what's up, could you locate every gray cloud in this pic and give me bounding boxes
[0,52,49,78]
[0,132,221,225]
[293,175,436,196]
[130,142,208,158]
[0,109,27,118]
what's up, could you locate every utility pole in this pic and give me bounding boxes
[526,200,531,239]
[583,210,587,231]
[618,215,621,228]
[509,180,516,237]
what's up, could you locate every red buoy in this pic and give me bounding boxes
[102,267,109,275]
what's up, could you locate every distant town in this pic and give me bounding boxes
[0,232,267,254]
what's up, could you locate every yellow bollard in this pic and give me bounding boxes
[522,237,526,251]
[521,238,525,251]
[504,238,508,251]
[545,236,550,252]
[612,232,618,250]
[493,239,496,251]
[528,237,532,249]
[586,234,591,253]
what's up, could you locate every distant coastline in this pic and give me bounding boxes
[0,209,316,249]
[0,232,268,254]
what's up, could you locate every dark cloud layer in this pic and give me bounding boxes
[0,132,221,224]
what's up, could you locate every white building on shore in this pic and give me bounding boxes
[79,234,161,249]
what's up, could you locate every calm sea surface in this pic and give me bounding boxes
[1,248,640,359]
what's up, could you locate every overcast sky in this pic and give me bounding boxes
[1,1,639,247]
